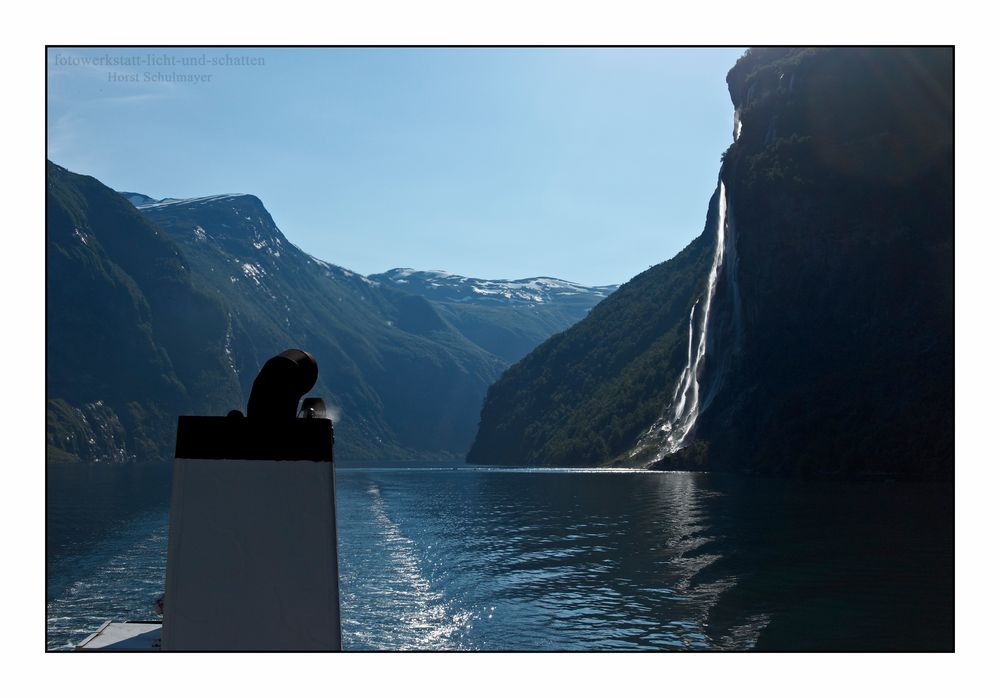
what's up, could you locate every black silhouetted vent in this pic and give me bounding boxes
[175,416,333,462]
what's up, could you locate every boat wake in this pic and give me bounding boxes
[338,483,472,649]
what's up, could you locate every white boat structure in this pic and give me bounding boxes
[77,350,342,651]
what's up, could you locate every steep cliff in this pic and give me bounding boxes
[690,47,954,477]
[469,48,954,477]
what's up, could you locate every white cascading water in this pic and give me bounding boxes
[631,181,729,459]
[631,110,742,462]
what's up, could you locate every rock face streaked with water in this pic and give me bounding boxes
[697,47,953,477]
[632,180,732,460]
[469,48,954,478]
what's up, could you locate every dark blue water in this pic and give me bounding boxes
[46,462,953,651]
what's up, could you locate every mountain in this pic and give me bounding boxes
[370,268,616,363]
[47,163,241,463]
[468,48,954,478]
[700,47,954,478]
[51,167,547,462]
[118,191,160,207]
[465,197,719,465]
[133,192,511,461]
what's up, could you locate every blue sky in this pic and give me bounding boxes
[47,47,744,286]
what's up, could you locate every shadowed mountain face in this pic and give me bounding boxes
[49,165,518,462]
[46,163,241,463]
[47,162,610,463]
[136,192,509,461]
[698,47,954,477]
[469,48,953,478]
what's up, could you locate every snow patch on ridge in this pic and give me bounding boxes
[376,268,616,305]
[136,193,250,210]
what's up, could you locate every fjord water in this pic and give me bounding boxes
[46,463,953,651]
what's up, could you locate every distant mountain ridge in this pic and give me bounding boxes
[118,192,213,207]
[121,194,614,364]
[373,268,616,306]
[371,268,616,363]
[114,188,505,461]
[119,191,160,206]
[48,172,607,463]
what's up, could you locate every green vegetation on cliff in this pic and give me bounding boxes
[46,162,239,462]
[467,205,717,465]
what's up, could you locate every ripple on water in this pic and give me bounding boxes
[49,467,952,651]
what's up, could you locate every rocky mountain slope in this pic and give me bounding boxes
[46,163,241,463]
[48,166,598,463]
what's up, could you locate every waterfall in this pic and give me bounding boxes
[632,179,731,461]
[630,109,743,463]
